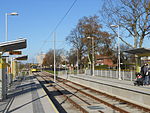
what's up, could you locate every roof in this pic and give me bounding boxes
[124,48,150,57]
[0,39,27,52]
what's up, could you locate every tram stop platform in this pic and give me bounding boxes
[0,75,58,113]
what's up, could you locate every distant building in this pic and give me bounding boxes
[95,55,116,67]
[36,53,46,66]
[61,54,67,62]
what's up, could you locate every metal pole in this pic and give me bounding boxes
[53,32,56,82]
[5,13,8,99]
[5,12,18,41]
[77,38,80,75]
[118,25,121,80]
[10,58,13,82]
[77,49,79,75]
[92,37,95,76]
[5,13,8,41]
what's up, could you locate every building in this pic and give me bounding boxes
[36,53,46,66]
[95,55,115,67]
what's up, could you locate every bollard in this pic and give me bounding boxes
[0,58,7,100]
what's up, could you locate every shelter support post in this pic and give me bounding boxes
[0,57,7,100]
[135,55,141,73]
[7,61,13,86]
[12,60,17,80]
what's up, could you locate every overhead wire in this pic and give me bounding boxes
[37,0,78,53]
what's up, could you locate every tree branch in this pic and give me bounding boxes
[119,36,134,48]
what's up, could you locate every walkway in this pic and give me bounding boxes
[0,75,58,113]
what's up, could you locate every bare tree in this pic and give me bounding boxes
[66,49,77,67]
[101,0,150,48]
[66,27,85,68]
[66,15,114,67]
[42,49,64,67]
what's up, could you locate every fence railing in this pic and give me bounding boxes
[58,69,85,75]
[85,69,136,81]
[58,69,136,81]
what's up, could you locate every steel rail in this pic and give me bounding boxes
[40,76,89,113]
[62,78,150,113]
[40,75,104,113]
[38,72,150,112]
[40,74,128,113]
[54,78,130,113]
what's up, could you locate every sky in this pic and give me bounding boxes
[0,0,103,63]
[0,0,149,63]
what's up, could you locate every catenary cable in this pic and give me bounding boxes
[37,0,78,53]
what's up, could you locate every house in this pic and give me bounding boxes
[95,55,116,67]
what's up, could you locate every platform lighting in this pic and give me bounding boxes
[77,38,79,75]
[5,12,19,41]
[77,49,79,75]
[111,25,121,80]
[87,36,95,76]
[53,32,56,82]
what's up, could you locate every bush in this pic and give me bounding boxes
[45,70,58,74]
[95,65,109,70]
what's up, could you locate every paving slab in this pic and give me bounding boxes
[0,75,58,113]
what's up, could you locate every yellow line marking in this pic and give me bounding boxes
[41,88,59,113]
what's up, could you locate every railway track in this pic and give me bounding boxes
[36,72,150,113]
[37,74,87,113]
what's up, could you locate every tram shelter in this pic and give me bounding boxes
[124,48,150,72]
[0,39,26,100]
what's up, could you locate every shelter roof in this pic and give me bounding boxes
[0,39,26,52]
[124,48,150,57]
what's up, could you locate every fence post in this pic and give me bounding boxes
[107,70,108,77]
[130,71,132,81]
[123,70,124,80]
[110,70,112,78]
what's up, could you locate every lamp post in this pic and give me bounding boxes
[77,38,80,75]
[5,12,19,81]
[111,25,121,80]
[87,36,95,76]
[5,12,19,74]
[77,49,79,75]
[5,12,19,41]
[53,32,56,82]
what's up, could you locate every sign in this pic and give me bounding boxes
[9,51,22,55]
[15,55,28,60]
